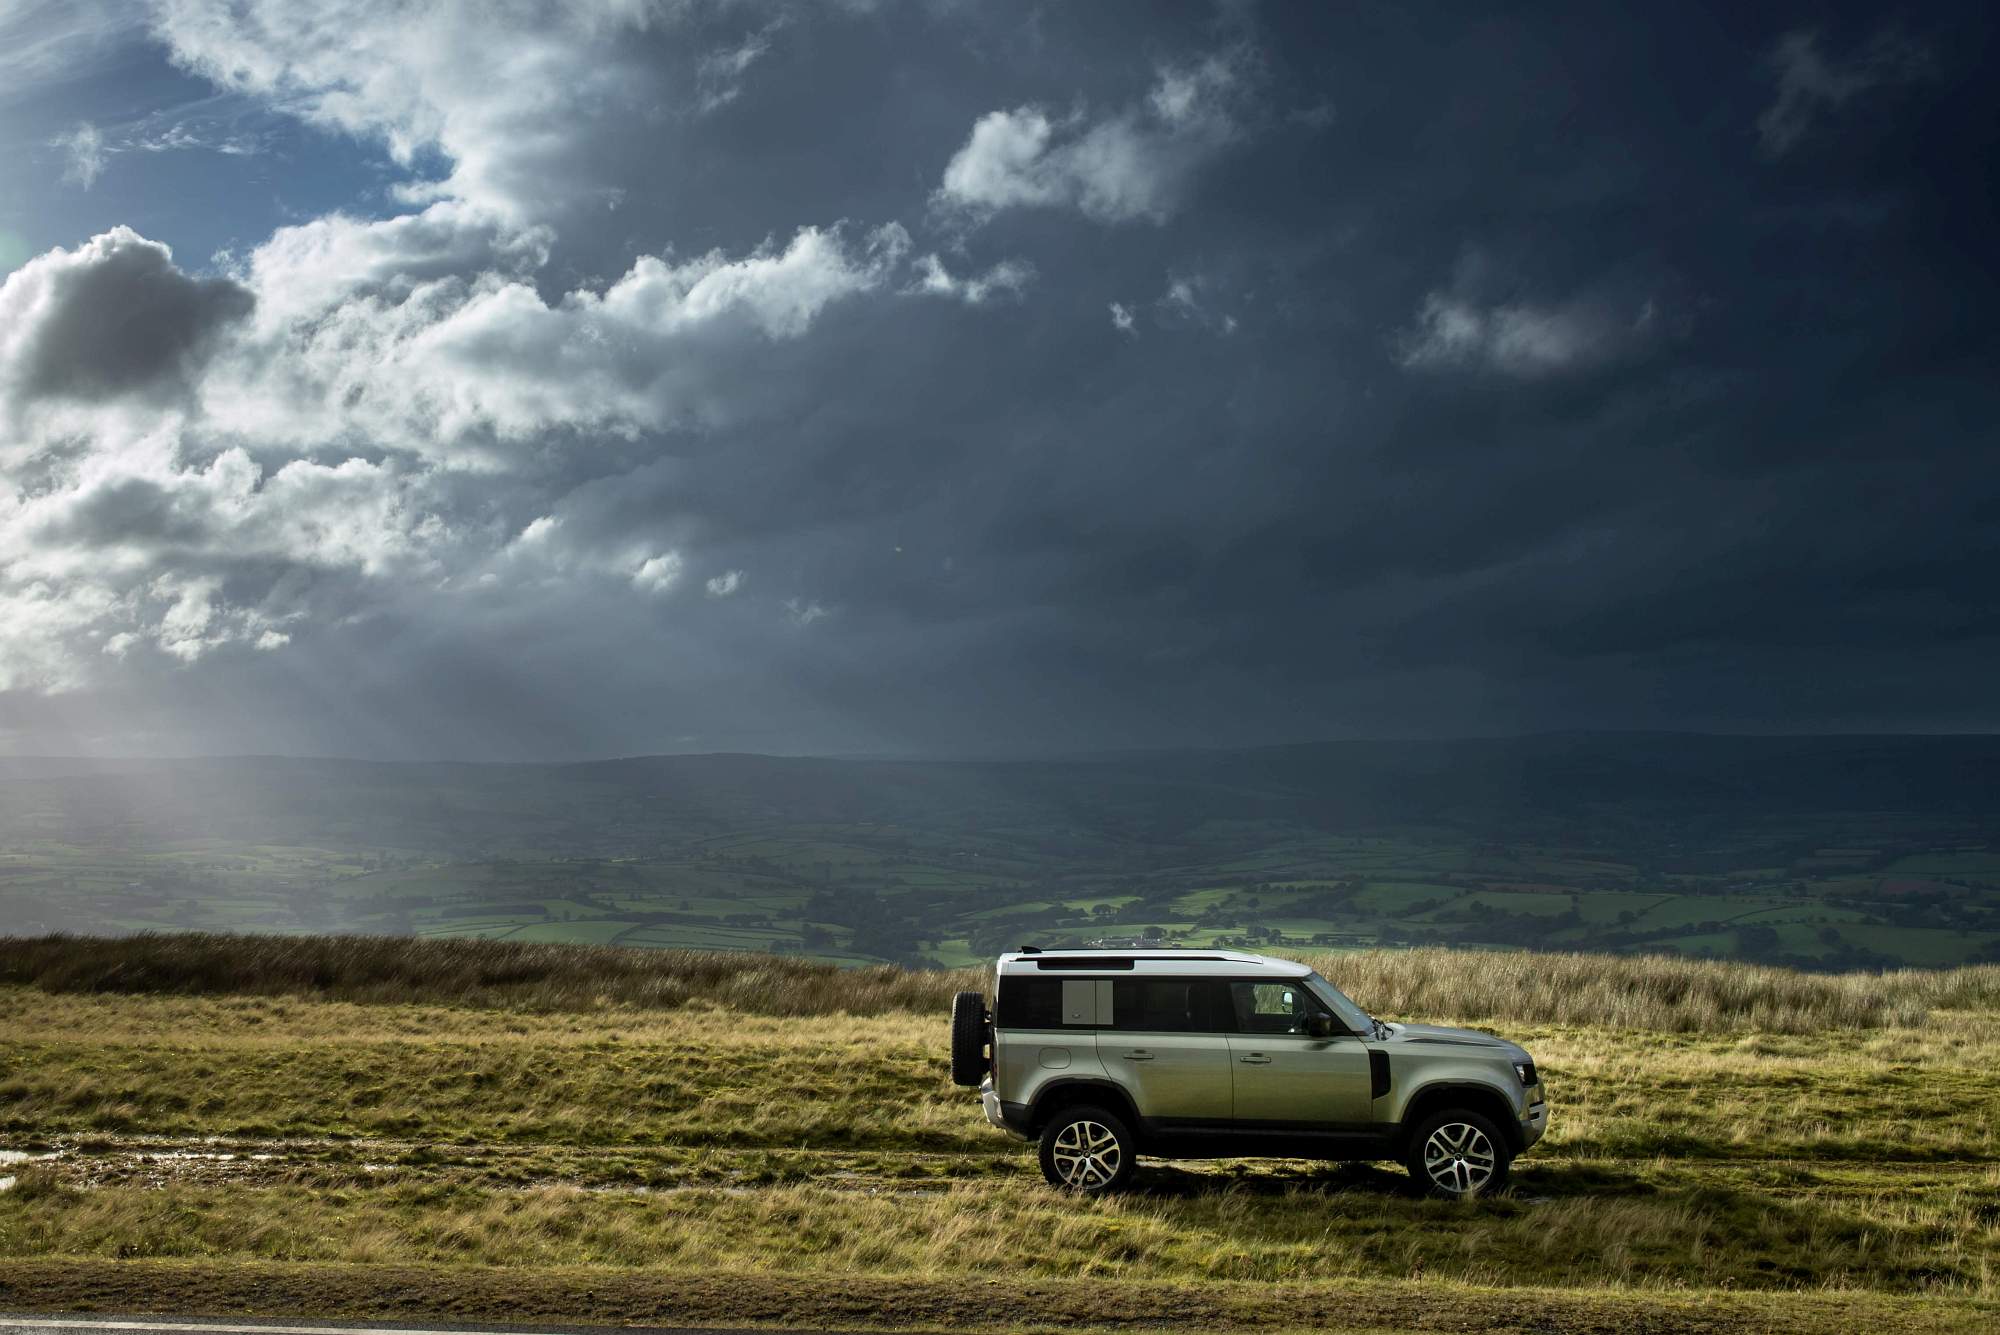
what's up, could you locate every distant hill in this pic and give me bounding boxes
[3,734,1997,969]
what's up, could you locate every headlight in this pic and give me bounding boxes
[1514,1060,1538,1086]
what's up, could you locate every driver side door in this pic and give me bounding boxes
[1225,979,1375,1127]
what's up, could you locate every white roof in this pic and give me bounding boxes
[995,948,1309,979]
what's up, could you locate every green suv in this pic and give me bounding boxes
[950,948,1546,1196]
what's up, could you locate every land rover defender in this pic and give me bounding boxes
[950,948,1546,1196]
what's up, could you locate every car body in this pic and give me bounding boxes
[951,947,1545,1196]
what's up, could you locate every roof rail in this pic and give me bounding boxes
[1036,954,1229,968]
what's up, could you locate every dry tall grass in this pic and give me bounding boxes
[8,986,1998,1158]
[5,932,1997,1032]
[1305,948,2000,1033]
[5,1168,1995,1296]
[0,932,969,1016]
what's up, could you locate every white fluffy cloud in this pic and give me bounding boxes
[934,49,1256,225]
[0,212,910,684]
[908,253,1032,305]
[203,217,911,463]
[783,597,830,626]
[1160,273,1238,335]
[0,3,1255,708]
[1397,290,1656,378]
[632,551,685,595]
[235,200,551,328]
[0,422,452,688]
[2,121,923,701]
[150,0,661,224]
[0,0,964,694]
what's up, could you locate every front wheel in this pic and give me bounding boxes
[1405,1108,1512,1199]
[1038,1105,1136,1193]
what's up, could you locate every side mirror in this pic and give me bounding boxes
[1305,1014,1336,1038]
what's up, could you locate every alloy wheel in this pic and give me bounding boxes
[1422,1120,1497,1194]
[1050,1118,1122,1188]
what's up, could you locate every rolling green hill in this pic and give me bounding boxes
[4,733,1998,969]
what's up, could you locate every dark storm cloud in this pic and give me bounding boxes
[2,0,1996,756]
[9,227,252,403]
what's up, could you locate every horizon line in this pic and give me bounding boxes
[3,727,1998,769]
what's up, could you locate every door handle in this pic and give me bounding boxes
[1121,1050,1155,1061]
[1238,1053,1271,1064]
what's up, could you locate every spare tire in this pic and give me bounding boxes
[950,990,990,1087]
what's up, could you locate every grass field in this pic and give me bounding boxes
[3,934,1999,1332]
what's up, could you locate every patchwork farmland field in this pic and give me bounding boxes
[3,734,1999,970]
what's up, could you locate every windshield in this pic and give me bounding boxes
[1301,971,1377,1035]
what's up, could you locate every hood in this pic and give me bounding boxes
[1383,1022,1528,1061]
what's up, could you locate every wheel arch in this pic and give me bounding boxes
[1397,1080,1524,1153]
[1025,1078,1143,1138]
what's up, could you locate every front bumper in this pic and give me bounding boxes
[1520,1090,1548,1149]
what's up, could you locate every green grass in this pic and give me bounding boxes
[1629,895,1785,928]
[1886,853,2000,881]
[1818,924,1992,967]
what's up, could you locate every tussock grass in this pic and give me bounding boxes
[3,971,1998,1323]
[0,932,966,1017]
[6,988,1999,1160]
[4,1169,1996,1295]
[7,931,1999,1033]
[1301,948,2000,1033]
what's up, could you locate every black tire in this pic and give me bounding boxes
[1037,1105,1136,1193]
[1404,1107,1512,1199]
[949,990,990,1087]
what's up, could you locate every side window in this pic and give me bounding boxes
[995,977,1111,1026]
[1111,980,1194,1031]
[1111,979,1234,1033]
[996,977,1062,1028]
[1229,980,1330,1035]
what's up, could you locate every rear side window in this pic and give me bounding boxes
[1110,979,1232,1033]
[996,977,1063,1028]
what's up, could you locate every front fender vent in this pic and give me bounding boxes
[1369,1048,1391,1100]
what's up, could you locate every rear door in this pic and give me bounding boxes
[1096,977,1234,1124]
[991,975,1101,1104]
[1225,979,1374,1127]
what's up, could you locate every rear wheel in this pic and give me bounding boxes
[949,990,990,1087]
[1404,1108,1511,1199]
[1038,1105,1135,1193]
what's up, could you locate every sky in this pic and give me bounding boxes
[0,0,1994,761]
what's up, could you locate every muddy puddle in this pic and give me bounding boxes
[0,1136,1015,1195]
[0,1147,62,1192]
[3,1138,1478,1201]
